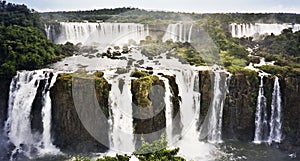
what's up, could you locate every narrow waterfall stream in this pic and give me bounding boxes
[268,76,282,143]
[254,75,269,144]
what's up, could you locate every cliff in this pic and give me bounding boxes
[50,71,111,154]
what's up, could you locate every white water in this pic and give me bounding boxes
[230,23,300,38]
[46,22,149,45]
[254,75,269,144]
[199,68,228,144]
[38,72,61,156]
[5,70,60,160]
[171,69,220,161]
[105,71,135,154]
[163,23,193,42]
[268,76,282,143]
[160,77,173,146]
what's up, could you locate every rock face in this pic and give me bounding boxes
[222,70,260,141]
[280,76,300,153]
[50,72,111,154]
[0,77,11,132]
[131,73,166,147]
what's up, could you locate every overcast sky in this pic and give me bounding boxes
[8,0,300,13]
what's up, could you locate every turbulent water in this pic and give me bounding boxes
[230,23,300,38]
[105,71,135,154]
[5,70,60,160]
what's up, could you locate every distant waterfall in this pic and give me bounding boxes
[254,76,269,144]
[268,76,282,143]
[5,70,60,160]
[230,23,300,38]
[163,24,193,42]
[46,22,149,45]
[106,72,135,153]
[199,68,229,143]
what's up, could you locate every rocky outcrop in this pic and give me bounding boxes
[50,71,111,154]
[131,71,166,147]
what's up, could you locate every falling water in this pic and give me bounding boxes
[160,77,173,146]
[199,68,228,144]
[268,76,282,143]
[106,72,135,153]
[163,24,193,42]
[170,69,219,161]
[254,75,269,144]
[38,72,60,155]
[230,23,300,38]
[46,22,149,45]
[5,70,60,160]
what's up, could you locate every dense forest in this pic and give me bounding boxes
[0,0,77,77]
[41,7,300,24]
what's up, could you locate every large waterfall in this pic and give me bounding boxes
[105,72,135,153]
[162,24,193,42]
[5,70,60,160]
[46,22,149,45]
[268,76,282,143]
[230,23,300,38]
[199,68,229,144]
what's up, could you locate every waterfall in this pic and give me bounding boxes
[46,22,149,45]
[38,73,60,155]
[199,68,229,144]
[163,24,193,42]
[106,72,135,153]
[254,75,269,144]
[161,77,173,146]
[230,23,300,38]
[5,70,60,160]
[268,76,282,143]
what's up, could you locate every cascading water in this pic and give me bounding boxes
[105,72,135,154]
[199,67,229,144]
[160,77,173,146]
[46,22,149,45]
[254,75,269,144]
[171,69,219,161]
[5,70,60,160]
[230,23,300,38]
[38,73,60,155]
[268,76,282,143]
[163,24,193,42]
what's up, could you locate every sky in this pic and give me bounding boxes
[8,0,300,13]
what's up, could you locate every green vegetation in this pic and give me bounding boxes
[0,1,78,77]
[140,36,205,66]
[201,18,249,71]
[73,133,185,161]
[41,7,300,24]
[251,29,300,76]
